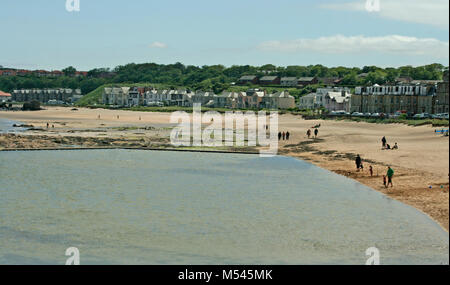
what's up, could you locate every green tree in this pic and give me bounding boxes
[62,66,77,77]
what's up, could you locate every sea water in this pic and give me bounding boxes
[0,149,448,264]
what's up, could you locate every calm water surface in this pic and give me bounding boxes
[0,118,27,133]
[0,149,448,264]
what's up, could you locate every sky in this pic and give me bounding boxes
[0,0,448,71]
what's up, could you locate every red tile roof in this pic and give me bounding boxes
[0,90,12,97]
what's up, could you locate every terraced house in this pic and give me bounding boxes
[102,87,295,109]
[263,91,296,109]
[351,83,438,114]
[323,91,352,112]
[12,88,83,103]
[298,87,351,110]
[280,77,298,87]
[103,87,130,106]
[435,71,449,114]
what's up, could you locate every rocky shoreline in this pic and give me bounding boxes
[0,133,171,149]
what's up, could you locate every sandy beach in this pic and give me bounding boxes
[1,107,448,230]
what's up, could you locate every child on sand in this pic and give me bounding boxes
[383,175,387,188]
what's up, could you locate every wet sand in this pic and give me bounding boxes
[1,107,448,230]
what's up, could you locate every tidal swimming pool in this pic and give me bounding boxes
[0,149,448,264]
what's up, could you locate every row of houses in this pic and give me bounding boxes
[298,74,449,115]
[238,75,321,87]
[351,74,448,114]
[298,87,352,112]
[0,69,88,77]
[102,87,296,110]
[11,89,84,103]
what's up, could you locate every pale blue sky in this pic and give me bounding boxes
[0,0,448,70]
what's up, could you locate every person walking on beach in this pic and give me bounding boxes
[381,136,387,149]
[393,142,398,150]
[355,154,362,171]
[387,167,394,188]
[286,131,290,141]
[282,131,286,140]
[278,132,282,141]
[314,128,319,138]
[307,129,311,139]
[46,123,49,128]
[369,165,373,177]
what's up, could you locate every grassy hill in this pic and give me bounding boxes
[75,84,105,106]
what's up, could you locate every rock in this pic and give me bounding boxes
[13,124,34,128]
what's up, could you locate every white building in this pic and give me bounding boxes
[298,93,321,110]
[103,87,129,106]
[323,91,352,112]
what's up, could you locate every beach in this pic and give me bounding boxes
[1,107,448,230]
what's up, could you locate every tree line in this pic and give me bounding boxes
[0,63,447,95]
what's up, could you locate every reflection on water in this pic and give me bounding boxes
[0,149,448,265]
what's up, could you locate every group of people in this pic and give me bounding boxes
[381,136,398,150]
[306,128,319,139]
[278,131,291,141]
[97,114,142,121]
[355,154,394,188]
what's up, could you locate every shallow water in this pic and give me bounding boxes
[0,118,27,133]
[0,149,448,265]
